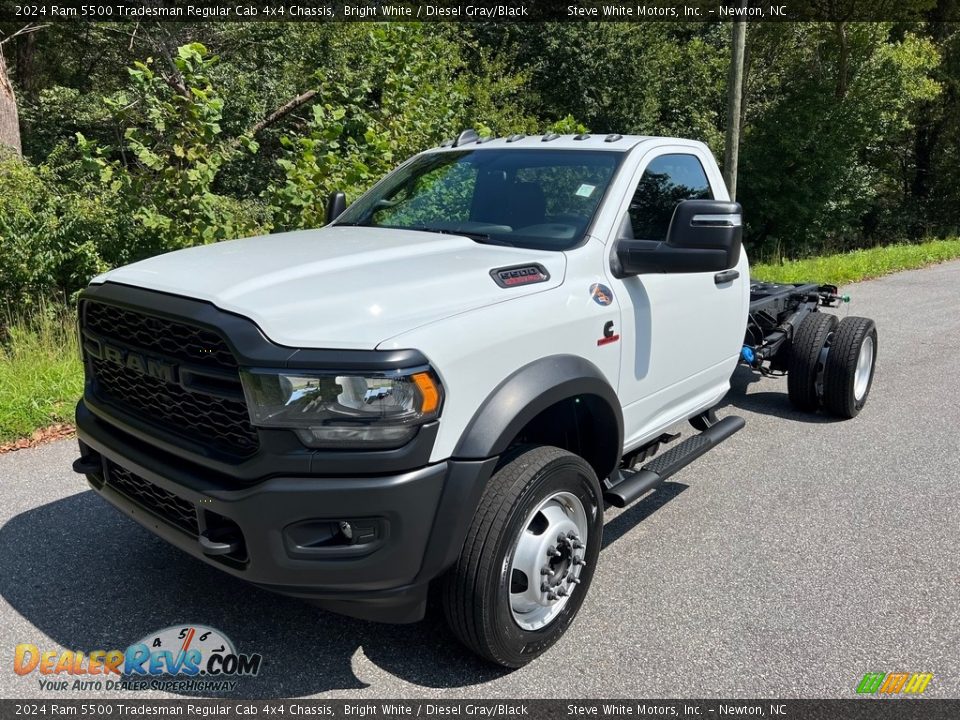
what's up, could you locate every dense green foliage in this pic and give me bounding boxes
[1,19,959,309]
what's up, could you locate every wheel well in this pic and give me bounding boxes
[505,394,620,481]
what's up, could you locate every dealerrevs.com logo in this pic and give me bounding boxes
[14,624,262,693]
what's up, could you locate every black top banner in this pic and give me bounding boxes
[2,0,958,22]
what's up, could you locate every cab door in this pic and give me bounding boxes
[606,148,748,451]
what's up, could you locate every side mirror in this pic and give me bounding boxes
[614,200,742,277]
[325,191,347,224]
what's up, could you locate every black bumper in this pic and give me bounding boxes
[75,400,496,623]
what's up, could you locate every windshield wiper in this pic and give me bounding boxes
[336,222,515,247]
[410,226,514,247]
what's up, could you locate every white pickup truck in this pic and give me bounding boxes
[73,131,877,667]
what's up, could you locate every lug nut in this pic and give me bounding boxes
[572,541,584,549]
[546,546,560,557]
[570,577,581,584]
[556,587,568,597]
[547,592,558,601]
[557,532,568,543]
[540,567,551,575]
[541,583,550,592]
[573,557,586,566]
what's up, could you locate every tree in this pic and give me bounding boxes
[0,44,21,156]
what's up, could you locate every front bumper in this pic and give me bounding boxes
[75,400,496,623]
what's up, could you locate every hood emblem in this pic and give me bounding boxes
[491,264,550,288]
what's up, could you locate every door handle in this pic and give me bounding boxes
[714,269,740,285]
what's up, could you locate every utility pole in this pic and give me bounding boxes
[723,3,747,201]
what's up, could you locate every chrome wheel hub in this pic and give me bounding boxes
[854,335,874,401]
[509,491,588,631]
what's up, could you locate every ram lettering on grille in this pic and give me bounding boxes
[81,300,259,457]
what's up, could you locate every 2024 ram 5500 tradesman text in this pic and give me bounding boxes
[73,131,877,667]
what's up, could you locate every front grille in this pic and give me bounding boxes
[105,460,199,537]
[81,300,259,458]
[85,302,238,368]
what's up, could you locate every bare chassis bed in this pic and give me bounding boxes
[742,281,848,372]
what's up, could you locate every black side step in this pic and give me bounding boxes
[604,415,745,508]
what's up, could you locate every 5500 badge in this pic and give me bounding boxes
[14,625,262,692]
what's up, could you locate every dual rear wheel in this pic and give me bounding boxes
[787,314,877,418]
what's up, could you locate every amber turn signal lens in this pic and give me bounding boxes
[412,372,440,414]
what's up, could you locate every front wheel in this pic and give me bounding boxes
[441,446,603,667]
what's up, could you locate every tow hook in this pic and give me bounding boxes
[199,530,242,557]
[72,456,102,475]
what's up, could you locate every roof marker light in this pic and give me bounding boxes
[453,129,480,147]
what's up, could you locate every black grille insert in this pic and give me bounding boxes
[84,301,238,368]
[81,300,259,457]
[105,460,199,537]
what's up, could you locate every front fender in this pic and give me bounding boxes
[453,354,623,467]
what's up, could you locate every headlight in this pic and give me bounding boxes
[239,368,442,449]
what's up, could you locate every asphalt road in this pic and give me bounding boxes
[2,261,959,700]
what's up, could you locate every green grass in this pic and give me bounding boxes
[0,308,83,444]
[752,238,960,286]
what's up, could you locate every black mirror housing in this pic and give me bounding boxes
[614,200,742,277]
[325,191,348,224]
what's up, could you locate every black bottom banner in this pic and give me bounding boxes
[3,699,959,720]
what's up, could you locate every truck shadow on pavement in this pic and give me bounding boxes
[0,491,511,697]
[717,366,842,424]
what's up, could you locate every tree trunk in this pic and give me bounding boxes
[15,30,37,95]
[722,4,748,201]
[0,49,22,157]
[834,22,851,99]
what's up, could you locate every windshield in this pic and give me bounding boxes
[336,148,623,251]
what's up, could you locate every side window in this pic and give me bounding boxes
[628,154,713,241]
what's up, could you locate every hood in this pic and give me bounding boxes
[94,226,567,350]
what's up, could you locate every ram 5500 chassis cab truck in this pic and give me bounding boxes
[73,131,877,667]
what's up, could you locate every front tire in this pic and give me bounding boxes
[441,446,603,667]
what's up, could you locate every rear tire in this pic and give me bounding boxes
[823,317,877,418]
[441,446,603,667]
[787,312,838,411]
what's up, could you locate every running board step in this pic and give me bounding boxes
[604,415,746,508]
